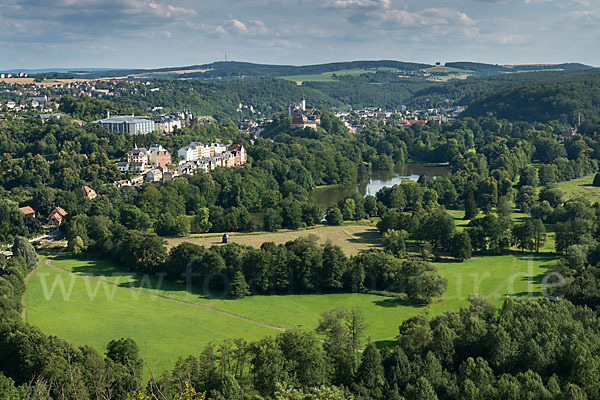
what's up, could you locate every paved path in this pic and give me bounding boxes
[43,252,287,332]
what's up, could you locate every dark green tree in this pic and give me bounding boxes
[449,231,472,261]
[230,271,250,299]
[326,207,343,226]
[12,237,38,271]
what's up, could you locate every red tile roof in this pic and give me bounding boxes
[49,207,67,217]
[82,186,97,198]
[19,206,35,216]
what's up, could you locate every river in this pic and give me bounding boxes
[309,163,450,210]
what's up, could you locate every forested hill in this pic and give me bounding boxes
[52,60,593,80]
[462,70,600,124]
[79,60,432,79]
[445,62,590,75]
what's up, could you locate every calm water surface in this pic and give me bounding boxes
[309,164,450,210]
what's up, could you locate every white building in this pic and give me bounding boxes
[115,162,130,172]
[153,114,182,133]
[178,142,200,162]
[92,113,155,135]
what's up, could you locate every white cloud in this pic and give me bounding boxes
[325,0,390,9]
[227,18,270,36]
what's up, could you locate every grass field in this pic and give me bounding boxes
[552,174,600,201]
[25,244,558,378]
[166,224,382,255]
[422,66,471,74]
[25,254,277,379]
[278,68,396,83]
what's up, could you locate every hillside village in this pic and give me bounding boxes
[113,141,247,187]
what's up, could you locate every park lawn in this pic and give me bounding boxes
[552,174,600,201]
[25,265,277,379]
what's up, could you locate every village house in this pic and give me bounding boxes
[131,162,147,173]
[126,146,148,164]
[38,113,65,123]
[153,114,182,133]
[48,207,67,227]
[116,162,130,173]
[227,144,247,165]
[148,144,172,168]
[113,179,131,188]
[19,206,36,218]
[130,175,144,185]
[144,168,163,183]
[82,185,97,199]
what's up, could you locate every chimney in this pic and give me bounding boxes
[107,110,111,119]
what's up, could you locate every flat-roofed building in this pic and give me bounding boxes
[92,115,154,135]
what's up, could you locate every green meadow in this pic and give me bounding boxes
[279,68,396,82]
[24,249,558,377]
[552,174,600,201]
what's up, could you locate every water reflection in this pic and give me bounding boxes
[310,164,450,210]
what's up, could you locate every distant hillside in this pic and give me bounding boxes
[25,60,593,82]
[445,62,591,76]
[75,60,432,80]
[462,70,600,124]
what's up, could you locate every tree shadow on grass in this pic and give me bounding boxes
[374,297,423,309]
[514,252,558,263]
[121,274,228,300]
[348,229,381,243]
[54,253,225,300]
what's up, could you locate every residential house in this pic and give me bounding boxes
[227,144,247,166]
[145,168,163,183]
[161,170,180,183]
[82,186,97,199]
[48,207,67,227]
[38,113,65,123]
[153,114,182,133]
[113,179,131,188]
[131,162,147,173]
[127,146,148,164]
[130,175,144,185]
[19,206,36,218]
[115,162,130,173]
[177,142,200,162]
[148,144,171,168]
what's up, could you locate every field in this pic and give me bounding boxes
[422,66,472,81]
[552,174,600,201]
[0,77,93,87]
[278,68,396,83]
[422,66,471,74]
[25,241,558,378]
[166,224,382,255]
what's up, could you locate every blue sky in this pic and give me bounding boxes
[0,0,598,69]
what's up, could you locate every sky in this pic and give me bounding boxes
[0,0,599,70]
